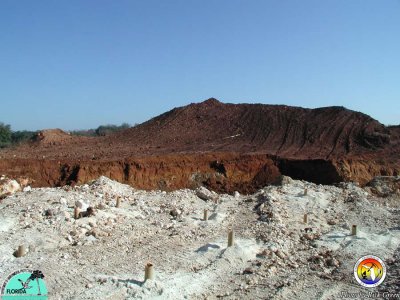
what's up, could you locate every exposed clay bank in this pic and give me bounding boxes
[1,99,399,192]
[0,153,397,193]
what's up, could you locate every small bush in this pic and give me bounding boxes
[0,123,11,148]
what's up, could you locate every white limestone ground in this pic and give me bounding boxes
[0,176,399,299]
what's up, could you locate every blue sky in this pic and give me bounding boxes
[1,0,399,130]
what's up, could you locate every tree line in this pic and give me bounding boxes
[70,123,131,137]
[0,122,132,148]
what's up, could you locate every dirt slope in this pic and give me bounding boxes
[109,98,393,159]
[0,99,399,192]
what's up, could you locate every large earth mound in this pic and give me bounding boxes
[108,98,394,158]
[0,99,399,192]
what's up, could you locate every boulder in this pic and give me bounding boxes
[0,179,21,198]
[279,175,294,185]
[75,200,90,211]
[196,186,215,201]
[23,186,32,192]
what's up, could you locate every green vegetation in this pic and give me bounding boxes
[69,129,96,137]
[95,123,130,136]
[0,122,37,148]
[70,123,131,137]
[0,123,12,148]
[11,130,37,145]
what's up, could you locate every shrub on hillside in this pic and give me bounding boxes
[0,123,11,148]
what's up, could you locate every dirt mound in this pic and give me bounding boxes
[108,98,393,159]
[31,129,74,145]
[3,99,397,160]
[3,129,93,158]
[0,99,399,191]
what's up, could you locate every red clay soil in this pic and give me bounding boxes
[0,99,399,193]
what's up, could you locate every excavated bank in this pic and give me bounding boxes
[0,153,396,194]
[0,99,399,191]
[0,154,279,193]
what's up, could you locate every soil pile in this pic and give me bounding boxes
[0,99,399,191]
[110,98,394,158]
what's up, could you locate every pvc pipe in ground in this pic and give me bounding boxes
[303,213,308,224]
[203,209,208,221]
[228,230,235,247]
[17,245,26,257]
[74,207,80,219]
[144,263,154,281]
[116,197,121,208]
[351,225,358,236]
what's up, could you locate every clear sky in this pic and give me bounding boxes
[1,0,399,131]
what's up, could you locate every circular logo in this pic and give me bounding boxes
[1,269,48,299]
[354,255,386,288]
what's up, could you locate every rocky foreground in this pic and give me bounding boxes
[0,176,399,299]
